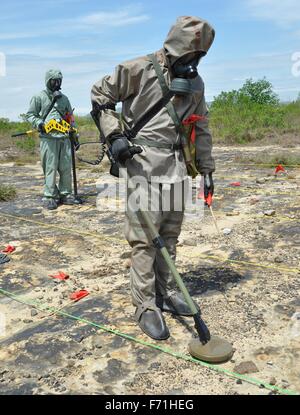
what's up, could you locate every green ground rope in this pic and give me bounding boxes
[0,287,298,396]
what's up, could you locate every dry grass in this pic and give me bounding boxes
[234,151,300,166]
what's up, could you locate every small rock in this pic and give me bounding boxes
[124,259,131,269]
[223,228,232,235]
[236,379,243,385]
[31,309,38,317]
[59,293,65,300]
[94,286,100,292]
[264,210,276,217]
[249,197,260,205]
[234,361,259,375]
[226,211,240,217]
[183,238,197,246]
[256,178,266,184]
[34,288,41,292]
[274,256,284,263]
[38,296,44,300]
[269,377,277,386]
[281,379,290,388]
[23,319,33,324]
[92,338,103,349]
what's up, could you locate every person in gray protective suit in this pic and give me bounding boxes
[91,16,216,340]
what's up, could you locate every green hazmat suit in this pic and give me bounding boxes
[26,69,73,199]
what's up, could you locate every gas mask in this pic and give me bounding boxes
[48,78,62,92]
[170,51,206,95]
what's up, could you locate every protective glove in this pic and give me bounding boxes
[110,136,142,163]
[203,172,214,200]
[38,122,46,133]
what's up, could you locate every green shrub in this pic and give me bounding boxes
[0,184,16,201]
[209,78,297,143]
[15,136,37,153]
[239,78,279,105]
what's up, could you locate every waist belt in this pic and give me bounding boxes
[133,137,182,151]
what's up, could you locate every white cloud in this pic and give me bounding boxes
[79,10,150,27]
[245,0,300,25]
[0,5,150,41]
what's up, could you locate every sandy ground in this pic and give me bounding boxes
[0,144,299,395]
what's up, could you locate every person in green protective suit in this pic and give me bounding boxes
[26,69,77,210]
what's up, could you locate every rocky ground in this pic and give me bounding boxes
[0,144,299,395]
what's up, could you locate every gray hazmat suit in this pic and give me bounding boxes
[91,16,215,310]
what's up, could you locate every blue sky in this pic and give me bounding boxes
[0,0,299,120]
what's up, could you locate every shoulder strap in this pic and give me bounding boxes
[148,53,170,97]
[148,54,184,135]
[148,54,199,178]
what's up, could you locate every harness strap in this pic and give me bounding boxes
[133,136,182,150]
[148,54,184,137]
[135,301,161,322]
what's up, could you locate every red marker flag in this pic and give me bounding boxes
[275,164,286,174]
[70,290,89,302]
[182,114,206,144]
[2,245,16,254]
[49,271,69,281]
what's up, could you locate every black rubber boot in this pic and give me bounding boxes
[135,302,170,340]
[0,254,10,265]
[60,194,78,205]
[156,292,200,316]
[43,198,58,210]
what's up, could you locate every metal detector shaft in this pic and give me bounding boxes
[69,134,82,204]
[140,209,198,315]
[119,168,211,344]
[70,137,78,197]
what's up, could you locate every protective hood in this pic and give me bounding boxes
[45,69,63,92]
[163,16,215,66]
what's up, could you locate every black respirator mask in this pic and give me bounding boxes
[49,78,62,92]
[170,52,206,95]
